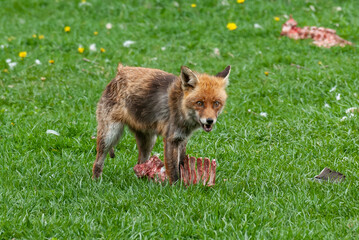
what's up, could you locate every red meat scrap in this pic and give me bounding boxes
[133,155,167,182]
[133,155,217,186]
[281,16,352,48]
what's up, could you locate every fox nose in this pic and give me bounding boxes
[206,118,214,125]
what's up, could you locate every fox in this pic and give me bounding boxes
[92,63,231,184]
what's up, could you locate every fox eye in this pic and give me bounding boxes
[196,101,204,107]
[214,101,220,107]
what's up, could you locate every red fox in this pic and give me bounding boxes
[92,64,231,184]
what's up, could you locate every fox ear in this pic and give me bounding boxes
[180,66,199,89]
[216,65,231,86]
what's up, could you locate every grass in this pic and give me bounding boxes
[1,0,359,238]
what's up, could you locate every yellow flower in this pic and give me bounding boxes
[100,48,106,53]
[274,17,280,21]
[227,22,237,31]
[191,3,196,8]
[237,0,245,3]
[49,59,55,64]
[39,35,45,40]
[318,61,322,65]
[11,122,15,126]
[64,26,71,32]
[264,71,269,76]
[32,34,37,38]
[78,47,85,53]
[94,31,98,36]
[19,51,27,58]
[3,69,9,73]
[81,0,86,2]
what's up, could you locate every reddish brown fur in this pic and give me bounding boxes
[92,64,230,183]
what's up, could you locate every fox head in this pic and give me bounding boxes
[180,65,231,132]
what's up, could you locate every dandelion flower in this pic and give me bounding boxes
[264,71,269,76]
[191,3,196,7]
[32,34,37,38]
[19,51,27,58]
[38,35,44,40]
[100,48,106,53]
[78,47,85,53]
[11,122,15,126]
[237,0,245,3]
[3,69,9,73]
[89,43,97,52]
[274,17,280,21]
[227,22,237,31]
[94,31,98,36]
[318,61,322,65]
[64,26,71,32]
[49,59,55,64]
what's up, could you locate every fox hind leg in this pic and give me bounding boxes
[134,131,157,164]
[92,122,124,179]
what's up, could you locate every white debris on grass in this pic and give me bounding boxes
[123,40,135,47]
[324,103,330,108]
[336,94,341,101]
[6,59,12,63]
[8,62,17,70]
[106,23,112,29]
[161,47,166,51]
[46,130,60,136]
[340,116,347,122]
[221,0,229,6]
[336,6,342,11]
[213,48,220,56]
[260,112,268,117]
[89,43,97,52]
[254,23,263,29]
[345,107,357,113]
[329,86,337,92]
[35,59,41,65]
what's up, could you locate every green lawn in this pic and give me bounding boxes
[1,0,359,238]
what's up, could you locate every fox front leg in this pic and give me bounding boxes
[163,138,184,184]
